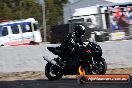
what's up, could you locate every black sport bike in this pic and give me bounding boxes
[44,40,107,80]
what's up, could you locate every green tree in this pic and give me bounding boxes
[0,3,13,19]
[11,0,42,22]
[0,0,42,23]
[45,0,68,26]
[44,0,68,41]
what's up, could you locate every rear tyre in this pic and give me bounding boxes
[45,63,63,80]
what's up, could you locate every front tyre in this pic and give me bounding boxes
[45,63,63,80]
[92,57,107,74]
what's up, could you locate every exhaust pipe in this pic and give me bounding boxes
[43,56,57,65]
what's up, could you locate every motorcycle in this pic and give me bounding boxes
[43,39,107,80]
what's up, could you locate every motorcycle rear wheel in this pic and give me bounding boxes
[45,63,63,80]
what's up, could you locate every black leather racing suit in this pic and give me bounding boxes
[59,32,83,59]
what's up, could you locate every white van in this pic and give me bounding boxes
[0,18,42,46]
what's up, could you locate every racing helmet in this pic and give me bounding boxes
[74,24,86,37]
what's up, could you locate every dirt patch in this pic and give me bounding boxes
[106,68,132,75]
[0,71,45,81]
[0,68,132,81]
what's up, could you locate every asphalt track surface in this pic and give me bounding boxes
[0,77,131,88]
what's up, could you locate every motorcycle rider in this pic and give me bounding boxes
[59,24,92,74]
[59,24,86,59]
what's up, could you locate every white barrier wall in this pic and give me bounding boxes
[99,40,132,69]
[0,41,132,72]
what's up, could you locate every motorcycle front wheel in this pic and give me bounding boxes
[45,63,63,80]
[92,57,107,74]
